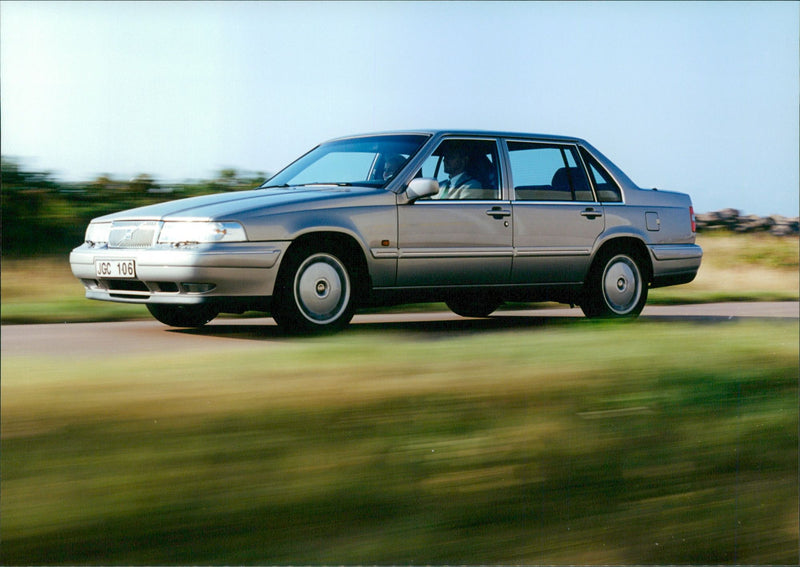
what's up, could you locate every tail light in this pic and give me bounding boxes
[689,206,697,233]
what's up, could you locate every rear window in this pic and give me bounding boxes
[580,148,622,202]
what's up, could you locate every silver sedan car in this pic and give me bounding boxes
[70,130,702,332]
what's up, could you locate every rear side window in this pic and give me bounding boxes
[580,148,622,202]
[508,142,594,202]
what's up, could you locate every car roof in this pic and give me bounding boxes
[326,129,588,145]
[323,129,639,192]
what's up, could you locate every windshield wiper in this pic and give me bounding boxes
[261,182,355,189]
[296,182,354,187]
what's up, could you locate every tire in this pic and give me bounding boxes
[445,292,502,318]
[581,249,648,319]
[146,303,219,327]
[272,247,356,334]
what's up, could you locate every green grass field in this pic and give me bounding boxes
[1,233,798,324]
[2,232,798,563]
[2,320,798,564]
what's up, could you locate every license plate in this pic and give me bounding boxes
[95,259,136,278]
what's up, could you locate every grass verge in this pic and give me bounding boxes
[2,233,797,324]
[2,320,797,564]
[649,232,799,304]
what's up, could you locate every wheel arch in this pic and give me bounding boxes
[590,236,653,284]
[277,231,372,303]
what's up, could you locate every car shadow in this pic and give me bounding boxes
[166,314,572,342]
[166,311,754,343]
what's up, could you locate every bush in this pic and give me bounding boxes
[1,157,266,257]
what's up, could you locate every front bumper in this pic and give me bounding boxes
[69,241,288,304]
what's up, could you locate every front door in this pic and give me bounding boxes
[396,137,512,287]
[397,200,513,286]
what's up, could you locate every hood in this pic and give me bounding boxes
[94,185,391,222]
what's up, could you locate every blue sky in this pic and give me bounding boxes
[2,1,798,215]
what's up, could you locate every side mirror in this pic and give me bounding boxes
[405,178,439,201]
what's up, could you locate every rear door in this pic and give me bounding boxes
[506,140,605,284]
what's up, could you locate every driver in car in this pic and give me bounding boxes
[433,144,482,199]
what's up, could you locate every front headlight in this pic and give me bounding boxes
[157,221,247,244]
[85,222,112,244]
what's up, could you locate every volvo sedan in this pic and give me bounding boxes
[70,130,702,333]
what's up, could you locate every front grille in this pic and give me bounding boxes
[106,280,149,293]
[108,221,160,249]
[95,279,179,295]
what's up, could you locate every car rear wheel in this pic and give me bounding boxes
[272,248,355,334]
[445,292,503,318]
[146,303,219,327]
[581,249,648,318]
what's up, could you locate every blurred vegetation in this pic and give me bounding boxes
[646,232,798,305]
[2,321,797,564]
[1,156,268,257]
[1,156,798,324]
[697,229,799,269]
[3,155,797,256]
[2,233,796,324]
[2,158,798,563]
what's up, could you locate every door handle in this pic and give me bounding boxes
[580,208,603,219]
[486,207,511,219]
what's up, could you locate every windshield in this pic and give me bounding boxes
[262,134,430,189]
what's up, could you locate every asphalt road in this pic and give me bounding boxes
[2,302,797,357]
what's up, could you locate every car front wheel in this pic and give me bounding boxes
[581,250,648,318]
[146,303,220,327]
[272,248,355,334]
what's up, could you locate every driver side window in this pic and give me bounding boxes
[417,139,500,200]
